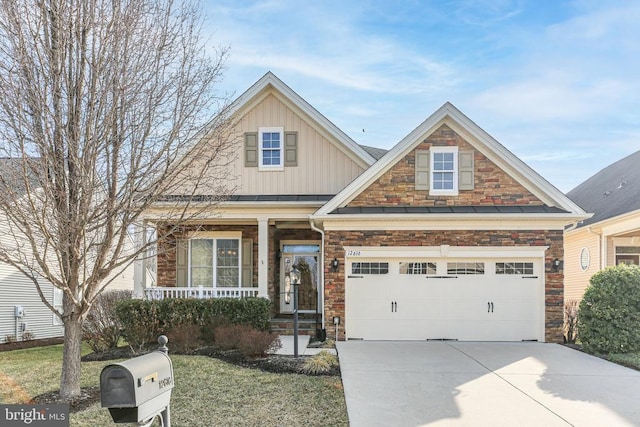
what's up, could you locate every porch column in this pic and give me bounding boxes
[258,218,269,298]
[132,222,145,298]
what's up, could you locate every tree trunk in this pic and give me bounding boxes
[59,315,83,400]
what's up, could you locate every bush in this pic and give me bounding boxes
[214,324,281,357]
[83,290,133,353]
[200,316,230,345]
[165,323,204,354]
[116,299,163,353]
[116,297,272,352]
[579,265,640,353]
[563,300,579,344]
[299,351,339,375]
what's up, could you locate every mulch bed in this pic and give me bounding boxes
[32,344,339,410]
[0,337,64,352]
[32,387,101,413]
[82,345,340,376]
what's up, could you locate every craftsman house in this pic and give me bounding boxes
[142,72,588,343]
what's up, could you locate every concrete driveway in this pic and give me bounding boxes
[337,341,640,427]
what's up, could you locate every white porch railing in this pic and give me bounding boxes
[144,286,260,300]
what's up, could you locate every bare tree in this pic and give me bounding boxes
[0,0,234,399]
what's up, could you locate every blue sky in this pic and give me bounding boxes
[205,0,640,193]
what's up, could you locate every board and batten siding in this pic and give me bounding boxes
[236,93,366,195]
[564,227,601,302]
[193,91,367,196]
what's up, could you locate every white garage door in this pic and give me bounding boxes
[346,254,544,342]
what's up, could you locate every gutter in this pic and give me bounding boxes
[309,216,325,331]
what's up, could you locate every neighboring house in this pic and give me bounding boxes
[0,159,135,344]
[564,150,640,302]
[142,72,588,343]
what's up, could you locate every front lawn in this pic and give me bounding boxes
[604,352,640,371]
[0,344,348,427]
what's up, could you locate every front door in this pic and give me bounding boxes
[280,244,320,314]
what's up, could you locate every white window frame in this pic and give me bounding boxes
[53,287,63,326]
[188,232,242,288]
[430,146,458,196]
[258,127,284,170]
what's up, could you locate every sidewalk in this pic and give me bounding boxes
[274,335,336,356]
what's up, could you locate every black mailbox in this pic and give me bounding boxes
[100,345,174,424]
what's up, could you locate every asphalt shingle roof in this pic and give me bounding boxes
[359,144,388,161]
[566,150,640,227]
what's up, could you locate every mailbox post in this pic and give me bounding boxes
[101,335,174,426]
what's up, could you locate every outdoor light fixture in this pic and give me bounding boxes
[333,316,341,342]
[552,258,562,272]
[331,257,340,272]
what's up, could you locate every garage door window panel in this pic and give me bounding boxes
[496,262,534,275]
[352,262,389,275]
[399,262,437,275]
[447,262,485,275]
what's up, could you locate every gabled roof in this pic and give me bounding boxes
[359,145,388,160]
[315,102,587,217]
[225,72,377,167]
[567,149,640,228]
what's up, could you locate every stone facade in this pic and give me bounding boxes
[348,124,543,207]
[323,229,564,343]
[156,224,258,288]
[155,223,321,316]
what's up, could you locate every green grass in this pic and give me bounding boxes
[0,344,348,427]
[605,352,640,371]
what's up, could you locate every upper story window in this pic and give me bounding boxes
[259,127,284,170]
[430,146,458,195]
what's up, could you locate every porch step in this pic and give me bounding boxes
[270,317,319,336]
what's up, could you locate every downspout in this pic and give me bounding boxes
[309,216,325,331]
[587,226,604,269]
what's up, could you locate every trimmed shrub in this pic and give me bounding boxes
[214,323,281,357]
[165,323,204,354]
[563,300,579,344]
[200,316,230,345]
[116,297,271,352]
[83,290,133,352]
[579,265,640,353]
[299,350,339,375]
[116,298,163,353]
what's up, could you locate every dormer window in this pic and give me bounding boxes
[259,127,284,170]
